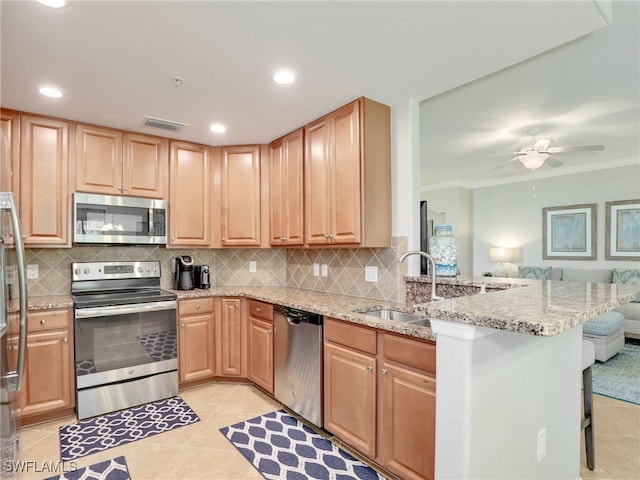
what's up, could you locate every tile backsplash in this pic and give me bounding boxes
[25,236,407,302]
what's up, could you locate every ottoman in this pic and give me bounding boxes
[583,311,625,362]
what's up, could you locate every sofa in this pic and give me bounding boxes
[517,267,640,339]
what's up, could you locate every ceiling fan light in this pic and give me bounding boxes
[519,152,549,170]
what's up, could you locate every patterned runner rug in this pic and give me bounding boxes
[220,409,386,480]
[592,341,640,405]
[59,397,199,461]
[44,456,130,480]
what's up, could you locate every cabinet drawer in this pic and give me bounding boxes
[179,297,214,316]
[248,300,273,321]
[382,332,436,375]
[10,310,70,334]
[324,318,377,355]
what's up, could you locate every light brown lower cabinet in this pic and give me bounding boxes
[216,297,245,377]
[178,298,215,385]
[8,309,74,424]
[247,300,274,393]
[324,317,436,480]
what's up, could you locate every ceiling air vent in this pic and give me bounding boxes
[143,116,189,132]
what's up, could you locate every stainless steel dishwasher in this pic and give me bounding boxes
[274,305,324,428]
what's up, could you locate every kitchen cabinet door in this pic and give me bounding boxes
[1,109,19,195]
[323,342,377,458]
[178,298,215,385]
[269,129,304,246]
[168,140,211,247]
[380,362,436,480]
[304,97,390,247]
[75,124,123,195]
[123,132,168,199]
[247,300,273,392]
[20,114,70,246]
[219,145,261,246]
[216,297,244,377]
[8,310,74,423]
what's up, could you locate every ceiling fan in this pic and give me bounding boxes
[499,137,605,171]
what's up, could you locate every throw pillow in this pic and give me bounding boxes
[613,268,640,302]
[518,266,552,280]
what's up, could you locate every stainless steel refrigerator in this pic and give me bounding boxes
[0,191,27,478]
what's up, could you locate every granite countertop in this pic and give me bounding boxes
[17,276,639,340]
[411,276,640,336]
[171,286,435,340]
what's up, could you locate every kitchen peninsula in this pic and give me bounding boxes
[17,277,638,480]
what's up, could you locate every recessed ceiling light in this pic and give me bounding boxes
[38,86,63,98]
[35,0,66,8]
[273,68,297,85]
[210,123,227,134]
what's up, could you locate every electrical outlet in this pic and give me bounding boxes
[365,266,378,282]
[313,263,320,277]
[321,264,328,277]
[249,261,257,273]
[27,264,39,280]
[537,428,546,463]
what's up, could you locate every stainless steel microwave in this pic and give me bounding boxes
[73,193,167,245]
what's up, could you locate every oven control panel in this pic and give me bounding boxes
[71,261,161,281]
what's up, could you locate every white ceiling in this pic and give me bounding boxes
[2,1,637,190]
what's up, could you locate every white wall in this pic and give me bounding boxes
[420,186,473,276]
[471,164,640,276]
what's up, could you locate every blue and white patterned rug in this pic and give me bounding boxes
[220,409,386,480]
[592,342,640,405]
[59,397,199,461]
[43,456,130,480]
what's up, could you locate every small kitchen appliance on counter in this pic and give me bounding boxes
[194,265,210,289]
[174,256,194,290]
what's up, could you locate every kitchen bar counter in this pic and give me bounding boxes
[409,275,639,336]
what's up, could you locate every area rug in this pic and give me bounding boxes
[220,409,386,480]
[59,397,199,461]
[592,342,640,405]
[43,456,130,480]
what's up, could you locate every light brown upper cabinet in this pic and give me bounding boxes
[75,124,168,199]
[269,129,304,246]
[218,145,261,247]
[304,97,391,247]
[19,114,70,246]
[168,140,211,247]
[1,109,20,195]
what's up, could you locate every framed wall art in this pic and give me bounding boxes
[605,199,640,260]
[542,204,596,260]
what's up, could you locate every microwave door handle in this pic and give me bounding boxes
[4,192,27,392]
[148,208,154,236]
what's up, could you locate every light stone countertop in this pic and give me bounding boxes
[411,275,640,336]
[19,277,639,340]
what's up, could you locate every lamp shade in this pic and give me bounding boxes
[489,247,515,263]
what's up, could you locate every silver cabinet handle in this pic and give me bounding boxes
[181,323,185,328]
[195,304,200,309]
[367,366,373,372]
[63,337,68,343]
[256,307,261,312]
[381,368,388,375]
[40,319,45,325]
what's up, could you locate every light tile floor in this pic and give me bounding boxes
[14,383,640,480]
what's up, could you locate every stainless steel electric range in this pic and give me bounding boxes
[71,260,177,420]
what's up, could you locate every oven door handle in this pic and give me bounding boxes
[75,300,177,319]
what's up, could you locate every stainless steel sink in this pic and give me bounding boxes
[360,308,428,327]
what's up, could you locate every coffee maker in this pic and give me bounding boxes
[173,256,194,290]
[194,265,210,289]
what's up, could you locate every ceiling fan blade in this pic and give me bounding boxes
[546,157,564,168]
[546,144,605,154]
[532,138,551,150]
[491,156,521,170]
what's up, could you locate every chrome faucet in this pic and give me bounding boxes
[399,250,444,301]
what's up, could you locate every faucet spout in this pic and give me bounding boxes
[399,250,445,301]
